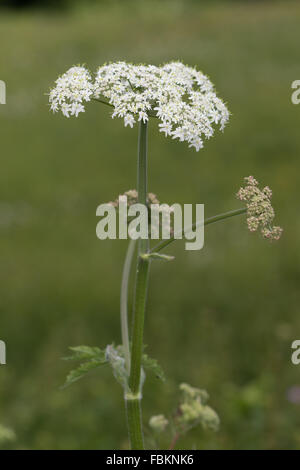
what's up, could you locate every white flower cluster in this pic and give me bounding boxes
[49,61,229,151]
[49,66,94,118]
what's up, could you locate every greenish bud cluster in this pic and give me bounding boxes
[176,383,220,432]
[149,415,169,433]
[237,176,282,241]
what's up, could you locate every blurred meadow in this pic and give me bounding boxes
[0,0,300,449]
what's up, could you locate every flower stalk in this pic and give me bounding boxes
[120,238,136,373]
[151,208,247,254]
[126,121,150,450]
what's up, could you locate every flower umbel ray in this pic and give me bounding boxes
[49,61,230,151]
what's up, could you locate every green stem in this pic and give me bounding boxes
[92,97,114,108]
[120,239,136,373]
[129,257,149,394]
[126,121,150,450]
[126,396,144,450]
[151,207,247,254]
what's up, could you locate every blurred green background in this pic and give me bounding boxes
[0,0,299,450]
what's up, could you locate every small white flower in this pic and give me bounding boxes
[158,122,172,136]
[124,114,135,128]
[138,111,148,123]
[61,103,71,118]
[189,138,203,152]
[71,102,85,117]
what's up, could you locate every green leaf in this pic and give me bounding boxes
[142,353,165,382]
[61,345,107,389]
[62,358,107,389]
[61,344,165,393]
[63,345,105,362]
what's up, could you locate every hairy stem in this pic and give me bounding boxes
[126,396,144,450]
[129,257,149,394]
[126,121,149,450]
[120,239,136,373]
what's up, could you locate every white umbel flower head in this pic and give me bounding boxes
[49,61,229,151]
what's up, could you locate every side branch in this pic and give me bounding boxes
[151,207,247,254]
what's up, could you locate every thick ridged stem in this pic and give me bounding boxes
[120,239,136,373]
[126,121,149,450]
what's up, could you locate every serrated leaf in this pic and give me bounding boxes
[63,345,105,362]
[61,345,107,389]
[62,358,107,389]
[142,353,165,382]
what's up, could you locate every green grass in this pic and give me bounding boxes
[0,0,300,449]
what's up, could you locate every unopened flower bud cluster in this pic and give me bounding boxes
[176,383,220,432]
[108,190,174,237]
[149,414,169,433]
[109,189,166,209]
[237,176,283,241]
[49,61,229,151]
